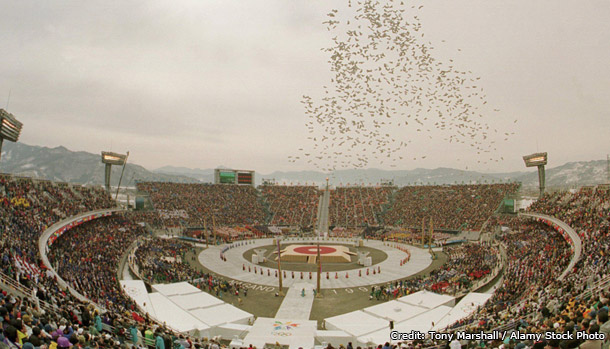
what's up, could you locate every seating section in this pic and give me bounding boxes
[136,182,266,227]
[2,171,610,349]
[329,186,393,227]
[47,215,145,311]
[259,185,320,226]
[382,183,519,230]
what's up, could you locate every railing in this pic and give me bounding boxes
[0,271,56,314]
[581,273,610,300]
[38,207,125,311]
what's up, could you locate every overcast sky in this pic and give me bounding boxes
[1,0,609,174]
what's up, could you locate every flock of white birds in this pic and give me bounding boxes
[288,0,516,172]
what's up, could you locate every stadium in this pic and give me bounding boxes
[1,153,609,348]
[1,1,610,349]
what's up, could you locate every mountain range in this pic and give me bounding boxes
[1,142,608,191]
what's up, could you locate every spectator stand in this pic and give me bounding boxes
[38,207,125,310]
[519,211,582,280]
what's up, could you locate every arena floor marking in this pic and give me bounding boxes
[197,238,433,289]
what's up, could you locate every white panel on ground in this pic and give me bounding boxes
[325,310,388,337]
[397,290,455,308]
[168,292,224,311]
[148,293,210,333]
[243,317,317,349]
[190,303,253,327]
[363,300,428,322]
[214,323,251,341]
[120,280,156,317]
[358,305,452,346]
[275,283,315,320]
[432,292,493,331]
[315,330,353,348]
[152,282,201,296]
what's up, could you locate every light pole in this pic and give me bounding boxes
[277,236,284,296]
[101,151,127,193]
[523,152,548,198]
[0,109,23,165]
[317,177,329,297]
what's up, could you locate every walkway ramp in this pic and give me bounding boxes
[275,283,315,320]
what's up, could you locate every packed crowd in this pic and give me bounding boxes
[259,185,320,227]
[47,215,147,313]
[367,241,500,301]
[4,170,610,348]
[329,186,393,227]
[136,182,266,227]
[0,175,115,294]
[382,183,520,230]
[430,186,610,349]
[0,175,181,348]
[376,229,455,245]
[0,288,223,348]
[133,238,195,284]
[131,237,255,304]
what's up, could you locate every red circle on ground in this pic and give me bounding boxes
[293,246,337,255]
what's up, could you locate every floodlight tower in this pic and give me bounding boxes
[523,152,548,198]
[0,109,23,164]
[101,151,127,193]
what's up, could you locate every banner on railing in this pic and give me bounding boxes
[47,212,113,246]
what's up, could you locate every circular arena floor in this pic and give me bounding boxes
[198,238,433,289]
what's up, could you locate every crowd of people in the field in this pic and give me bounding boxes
[136,182,266,227]
[259,185,320,227]
[368,228,455,245]
[329,186,393,227]
[366,241,501,302]
[133,238,195,284]
[382,183,520,230]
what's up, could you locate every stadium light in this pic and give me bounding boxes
[523,152,548,198]
[101,151,127,193]
[0,109,24,164]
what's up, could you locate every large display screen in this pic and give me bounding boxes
[219,172,236,184]
[237,172,253,184]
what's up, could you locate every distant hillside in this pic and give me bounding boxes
[0,142,199,187]
[153,166,215,182]
[0,142,607,190]
[164,162,609,189]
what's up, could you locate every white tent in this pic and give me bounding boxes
[168,292,224,311]
[148,293,210,334]
[325,310,388,337]
[397,290,455,308]
[433,292,492,331]
[358,305,452,346]
[120,280,156,317]
[152,281,201,296]
[213,323,251,341]
[315,330,353,348]
[363,300,428,322]
[191,303,253,327]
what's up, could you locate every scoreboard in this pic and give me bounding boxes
[214,169,255,187]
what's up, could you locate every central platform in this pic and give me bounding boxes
[278,244,355,263]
